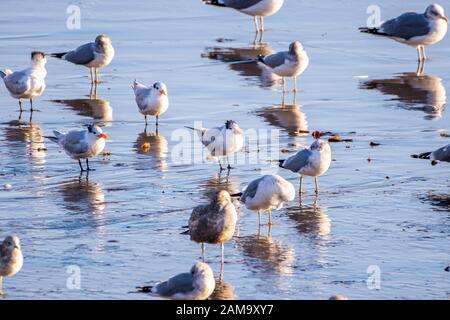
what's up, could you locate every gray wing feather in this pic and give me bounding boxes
[240,177,264,202]
[62,130,89,155]
[381,13,430,40]
[64,43,96,65]
[155,272,194,296]
[432,144,450,162]
[3,71,29,95]
[134,87,151,111]
[281,148,312,173]
[201,126,223,146]
[261,51,288,69]
[223,0,263,10]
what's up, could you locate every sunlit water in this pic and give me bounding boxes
[0,0,449,299]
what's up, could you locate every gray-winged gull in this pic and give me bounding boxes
[50,35,114,84]
[237,174,295,226]
[359,4,448,62]
[279,131,332,194]
[412,142,450,165]
[257,41,309,93]
[137,262,215,300]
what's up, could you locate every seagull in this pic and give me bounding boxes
[186,120,244,171]
[137,262,216,300]
[186,190,237,264]
[45,124,109,171]
[202,0,284,33]
[132,80,169,127]
[0,51,47,112]
[0,235,23,295]
[279,131,332,194]
[411,143,450,165]
[257,41,309,93]
[359,4,448,62]
[235,174,295,226]
[49,35,115,84]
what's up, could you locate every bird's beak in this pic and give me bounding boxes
[98,133,109,139]
[14,245,20,249]
[441,16,448,23]
[160,90,167,96]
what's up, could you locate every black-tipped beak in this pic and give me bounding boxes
[230,192,242,197]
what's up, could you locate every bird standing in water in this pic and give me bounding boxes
[46,125,109,172]
[0,235,23,295]
[50,35,115,84]
[187,191,237,265]
[132,80,169,129]
[279,131,331,194]
[0,51,47,112]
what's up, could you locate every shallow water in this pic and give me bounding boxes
[0,0,449,299]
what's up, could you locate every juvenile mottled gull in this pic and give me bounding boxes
[0,235,23,295]
[187,190,237,264]
[137,262,215,300]
[0,52,47,112]
[237,174,295,226]
[412,143,450,165]
[45,125,109,171]
[203,0,284,33]
[359,4,448,62]
[279,131,332,194]
[50,35,115,84]
[258,41,309,93]
[186,120,244,171]
[132,80,169,127]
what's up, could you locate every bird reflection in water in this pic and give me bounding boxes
[236,233,295,275]
[360,68,446,120]
[255,102,308,138]
[287,197,331,239]
[421,192,450,213]
[209,279,237,300]
[59,176,106,216]
[199,173,241,204]
[58,176,107,250]
[133,129,168,172]
[51,97,113,126]
[4,119,46,165]
[202,41,281,89]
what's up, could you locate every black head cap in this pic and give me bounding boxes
[225,120,236,129]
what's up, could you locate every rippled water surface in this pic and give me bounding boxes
[0,0,449,299]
